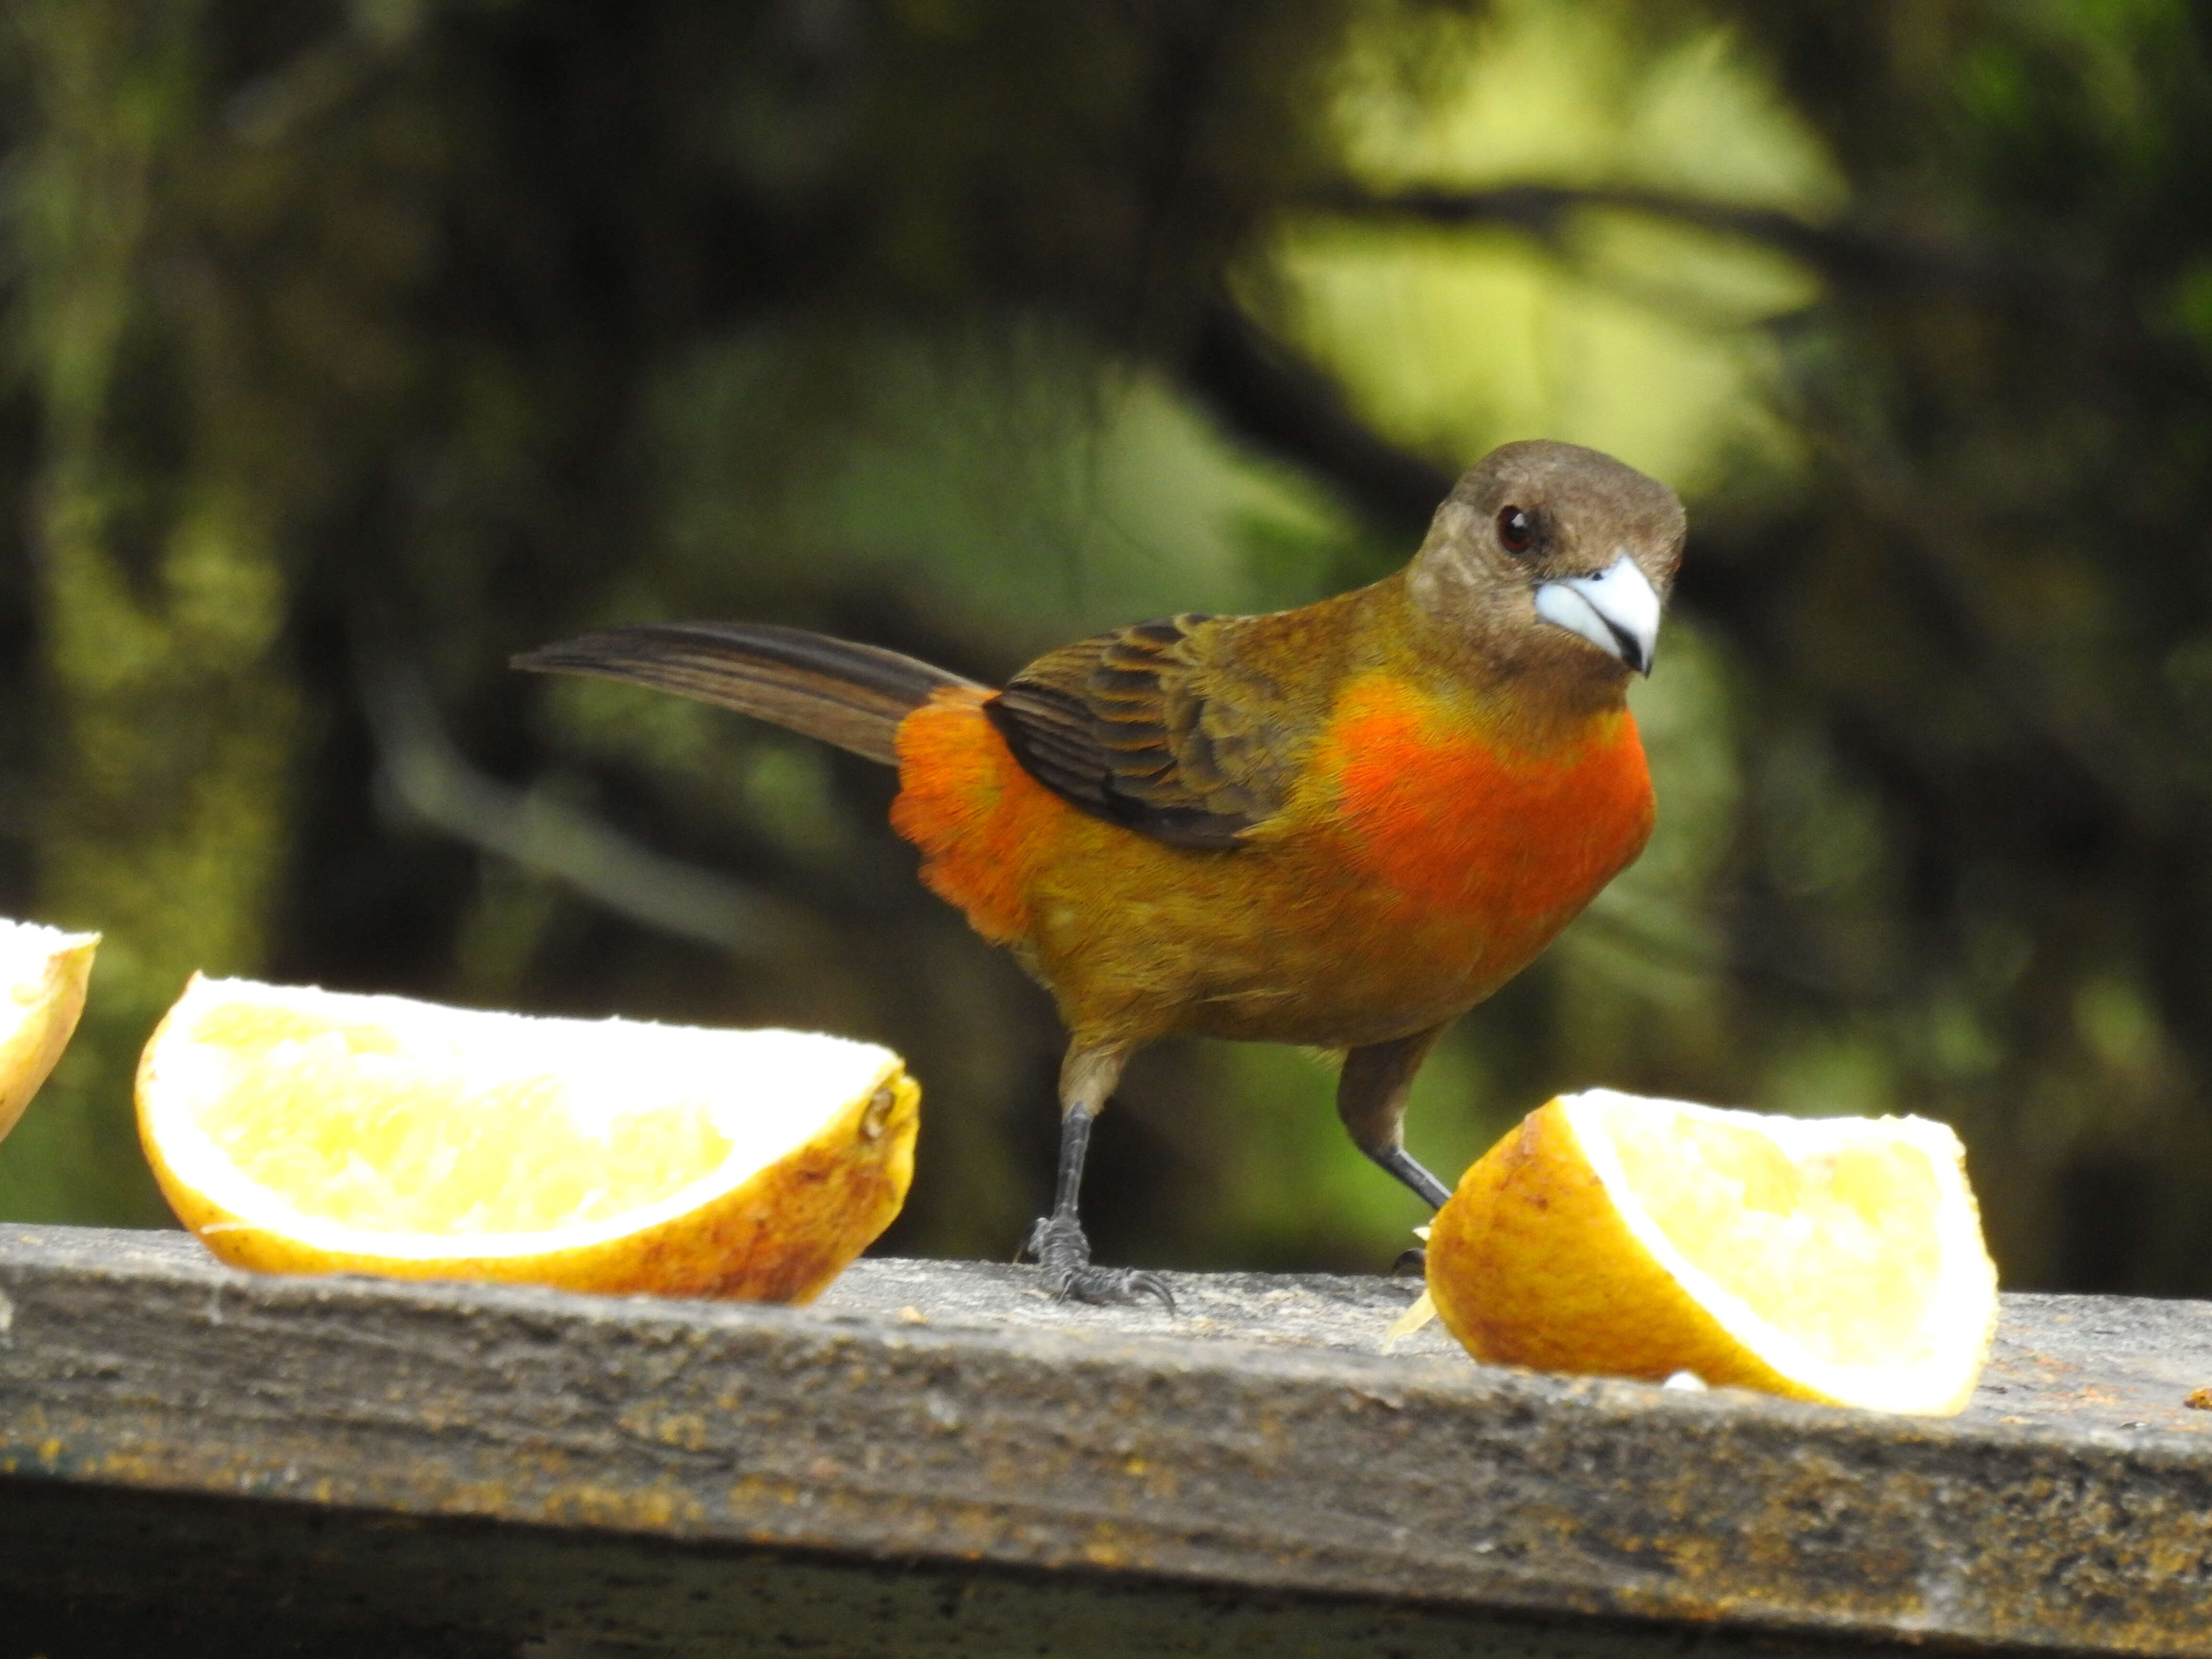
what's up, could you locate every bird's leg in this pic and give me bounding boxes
[1338,1024,1455,1211]
[1022,1042,1175,1314]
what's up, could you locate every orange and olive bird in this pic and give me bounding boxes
[516,440,1685,1310]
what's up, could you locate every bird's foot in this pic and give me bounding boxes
[1024,1214,1176,1314]
[1391,1246,1427,1277]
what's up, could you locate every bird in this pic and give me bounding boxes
[515,439,1685,1311]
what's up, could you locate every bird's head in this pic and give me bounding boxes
[1407,440,1686,694]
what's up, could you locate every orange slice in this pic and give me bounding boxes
[1426,1089,1997,1415]
[139,974,917,1303]
[0,919,99,1146]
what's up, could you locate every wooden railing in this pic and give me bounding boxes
[3,1223,2209,1657]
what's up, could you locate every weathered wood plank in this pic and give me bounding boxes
[2,1478,1956,1659]
[2,1224,2210,1656]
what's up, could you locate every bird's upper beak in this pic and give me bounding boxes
[1533,553,1662,675]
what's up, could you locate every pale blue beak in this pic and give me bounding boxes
[1533,553,1662,675]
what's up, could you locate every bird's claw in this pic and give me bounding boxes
[1023,1212,1079,1269]
[1024,1215,1177,1314]
[1391,1246,1427,1277]
[1064,1265,1178,1314]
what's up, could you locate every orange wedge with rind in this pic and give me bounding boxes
[139,974,918,1303]
[0,918,99,1146]
[1427,1089,1997,1415]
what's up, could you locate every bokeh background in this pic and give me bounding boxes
[1,0,2209,1294]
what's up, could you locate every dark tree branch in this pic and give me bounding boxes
[1300,184,2109,327]
[354,649,832,963]
[1182,179,2100,551]
[1183,299,1451,537]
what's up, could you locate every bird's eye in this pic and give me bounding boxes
[1496,506,1535,554]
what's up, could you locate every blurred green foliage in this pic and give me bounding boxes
[0,0,2208,1292]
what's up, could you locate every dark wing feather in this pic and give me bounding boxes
[985,613,1292,850]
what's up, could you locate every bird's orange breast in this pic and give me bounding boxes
[1315,674,1653,932]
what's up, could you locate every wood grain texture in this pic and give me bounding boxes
[2,1226,2210,1656]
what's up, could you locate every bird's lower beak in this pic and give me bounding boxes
[1533,554,1662,675]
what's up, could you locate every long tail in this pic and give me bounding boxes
[513,623,986,766]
